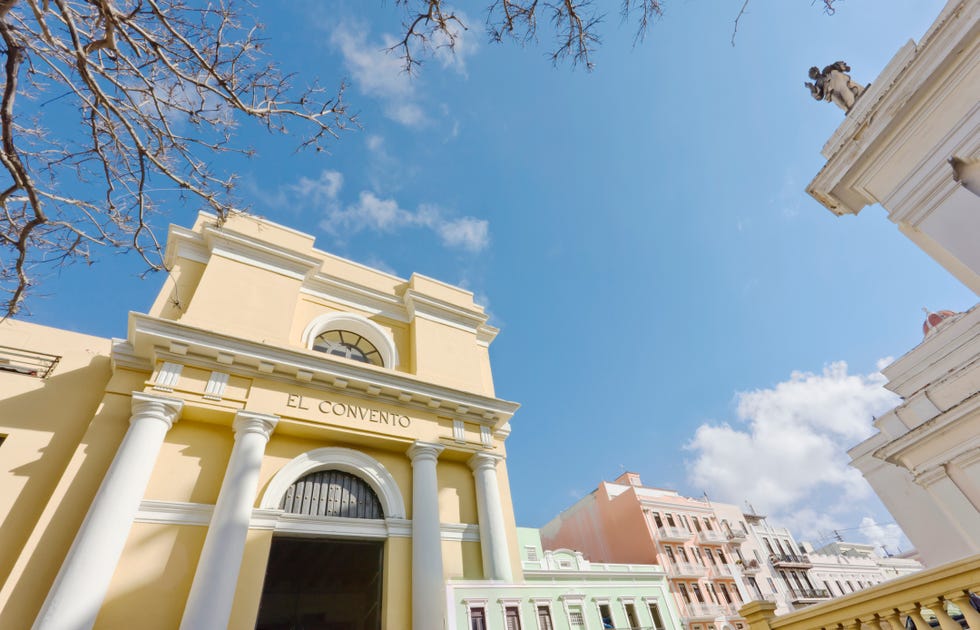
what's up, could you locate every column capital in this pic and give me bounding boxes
[467,451,503,472]
[407,441,444,464]
[233,410,279,440]
[131,391,184,429]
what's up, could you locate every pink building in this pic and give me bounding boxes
[541,473,753,630]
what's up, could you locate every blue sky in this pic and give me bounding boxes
[24,1,975,553]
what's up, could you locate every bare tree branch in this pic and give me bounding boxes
[0,0,357,316]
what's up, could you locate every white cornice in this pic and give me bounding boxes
[301,273,408,321]
[203,226,321,281]
[807,0,979,215]
[881,305,980,398]
[123,313,519,425]
[404,290,489,334]
[135,500,476,540]
[873,392,980,466]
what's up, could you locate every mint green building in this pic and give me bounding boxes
[447,528,684,630]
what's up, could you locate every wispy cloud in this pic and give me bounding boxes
[686,361,904,546]
[323,191,489,252]
[261,168,489,253]
[328,17,476,127]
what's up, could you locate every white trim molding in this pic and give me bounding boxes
[259,447,407,519]
[301,312,399,369]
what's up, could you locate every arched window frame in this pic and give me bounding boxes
[260,447,406,519]
[301,312,398,369]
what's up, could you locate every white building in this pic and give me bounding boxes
[807,0,980,567]
[804,542,923,600]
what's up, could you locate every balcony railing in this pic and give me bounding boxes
[684,603,726,620]
[0,345,60,378]
[741,553,980,630]
[712,563,734,578]
[658,526,691,541]
[738,559,762,574]
[770,553,813,568]
[697,529,729,544]
[788,588,831,603]
[726,528,748,541]
[669,561,706,577]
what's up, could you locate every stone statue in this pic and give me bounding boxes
[805,61,866,113]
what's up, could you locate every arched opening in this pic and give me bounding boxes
[256,468,389,630]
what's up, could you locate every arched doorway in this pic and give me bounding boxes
[256,467,392,630]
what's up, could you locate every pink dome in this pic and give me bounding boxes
[922,309,960,337]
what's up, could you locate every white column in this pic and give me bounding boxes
[34,392,183,630]
[407,441,445,630]
[468,452,513,581]
[180,410,278,630]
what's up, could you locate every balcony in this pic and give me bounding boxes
[788,588,831,605]
[683,603,726,621]
[738,559,762,574]
[741,553,980,630]
[726,528,748,542]
[712,563,734,578]
[770,553,812,568]
[697,529,729,545]
[669,562,706,578]
[657,526,691,542]
[0,345,60,378]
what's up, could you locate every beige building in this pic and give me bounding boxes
[0,211,526,629]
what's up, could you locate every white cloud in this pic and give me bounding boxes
[329,23,426,126]
[858,517,905,554]
[328,16,475,127]
[435,216,490,252]
[290,170,343,206]
[686,361,901,539]
[319,189,489,253]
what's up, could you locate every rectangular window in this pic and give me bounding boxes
[569,609,585,628]
[704,518,714,531]
[681,515,691,531]
[666,513,676,527]
[692,518,703,533]
[719,584,733,604]
[653,512,664,528]
[763,539,775,554]
[525,546,539,561]
[537,606,554,630]
[678,547,689,562]
[648,603,665,630]
[718,550,727,564]
[705,549,716,565]
[624,603,640,629]
[598,604,613,628]
[665,546,676,563]
[707,583,718,604]
[837,580,845,594]
[679,583,691,604]
[693,547,704,565]
[505,606,522,630]
[767,578,777,594]
[692,584,704,603]
[470,607,487,630]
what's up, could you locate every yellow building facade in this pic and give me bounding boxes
[0,212,524,630]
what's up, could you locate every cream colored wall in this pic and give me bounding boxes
[148,257,206,321]
[0,321,145,628]
[97,522,206,630]
[180,252,304,344]
[411,318,492,394]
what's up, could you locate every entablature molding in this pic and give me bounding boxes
[807,0,979,216]
[117,314,519,427]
